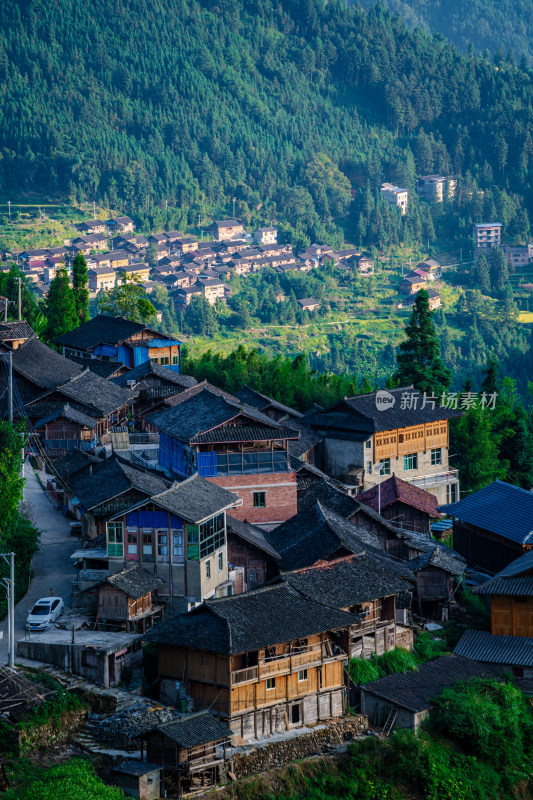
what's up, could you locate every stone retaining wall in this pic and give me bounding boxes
[230,715,367,779]
[17,709,87,754]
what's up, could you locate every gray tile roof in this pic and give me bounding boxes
[191,424,298,444]
[55,314,148,350]
[454,629,533,667]
[11,336,83,389]
[298,479,361,518]
[0,321,34,341]
[439,479,533,545]
[146,583,360,654]
[68,456,170,510]
[147,387,293,443]
[150,475,240,524]
[408,546,466,577]
[281,553,408,608]
[34,403,97,430]
[233,386,303,418]
[66,354,125,379]
[155,712,231,747]
[309,387,462,434]
[226,515,280,559]
[112,361,197,389]
[50,370,134,416]
[472,577,533,596]
[361,655,498,711]
[107,565,165,599]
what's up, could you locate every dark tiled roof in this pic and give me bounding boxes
[151,475,240,524]
[107,565,165,599]
[286,422,323,458]
[357,475,443,518]
[112,361,197,389]
[68,456,170,510]
[298,479,360,518]
[439,480,533,545]
[282,553,408,608]
[34,403,97,430]
[309,388,462,433]
[148,387,289,442]
[361,655,497,711]
[50,370,133,415]
[53,448,100,482]
[233,386,303,418]
[408,546,466,576]
[472,577,533,596]
[227,515,280,559]
[55,314,147,350]
[146,583,360,654]
[11,336,83,389]
[454,629,533,667]
[191,424,297,444]
[0,321,34,341]
[156,712,231,747]
[65,354,124,379]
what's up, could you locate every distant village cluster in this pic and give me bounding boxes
[4,217,375,315]
[0,306,531,797]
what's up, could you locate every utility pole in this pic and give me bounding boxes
[7,202,11,220]
[17,278,21,321]
[374,462,387,516]
[460,247,463,263]
[1,552,15,669]
[232,197,236,218]
[8,352,13,424]
[93,200,96,218]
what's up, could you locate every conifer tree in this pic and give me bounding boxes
[393,289,451,394]
[72,253,90,323]
[472,254,491,294]
[44,267,78,341]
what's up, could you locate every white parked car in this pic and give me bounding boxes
[26,597,64,631]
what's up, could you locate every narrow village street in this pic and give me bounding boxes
[0,462,78,664]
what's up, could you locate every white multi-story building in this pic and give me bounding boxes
[381,183,408,215]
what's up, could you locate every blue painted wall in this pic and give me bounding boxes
[126,509,182,528]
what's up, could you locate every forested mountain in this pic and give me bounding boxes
[356,0,533,67]
[1,0,533,242]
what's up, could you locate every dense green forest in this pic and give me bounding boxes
[1,0,533,244]
[356,0,533,67]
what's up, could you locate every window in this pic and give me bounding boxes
[206,560,211,579]
[199,514,225,559]
[127,530,138,557]
[215,450,288,476]
[298,669,308,682]
[431,448,442,466]
[107,522,123,557]
[172,355,179,365]
[365,439,372,449]
[446,483,458,503]
[160,356,170,365]
[379,458,391,475]
[404,453,418,471]
[157,531,169,562]
[366,460,372,474]
[151,357,160,364]
[187,526,199,561]
[253,492,266,508]
[218,552,223,571]
[142,529,153,560]
[266,678,276,690]
[172,530,184,563]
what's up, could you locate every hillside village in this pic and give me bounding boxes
[0,294,531,798]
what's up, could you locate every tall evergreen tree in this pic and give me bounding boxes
[72,254,90,323]
[393,289,451,394]
[44,267,78,342]
[472,254,491,294]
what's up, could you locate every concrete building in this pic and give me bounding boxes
[380,183,408,215]
[416,175,456,203]
[253,227,278,245]
[473,222,501,250]
[88,267,117,292]
[502,242,533,269]
[17,629,143,687]
[306,387,461,505]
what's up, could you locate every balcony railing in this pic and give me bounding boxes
[407,469,458,489]
[230,642,346,685]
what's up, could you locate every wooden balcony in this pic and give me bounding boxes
[230,643,346,686]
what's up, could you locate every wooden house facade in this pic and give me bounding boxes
[93,565,165,633]
[147,584,358,742]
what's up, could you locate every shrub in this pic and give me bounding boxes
[378,647,418,675]
[349,657,381,685]
[6,760,125,800]
[413,632,447,662]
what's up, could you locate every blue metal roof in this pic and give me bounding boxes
[148,338,182,348]
[454,629,533,667]
[439,480,533,545]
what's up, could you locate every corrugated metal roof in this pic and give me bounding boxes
[439,480,533,545]
[454,629,533,667]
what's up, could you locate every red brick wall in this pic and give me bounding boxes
[208,472,297,526]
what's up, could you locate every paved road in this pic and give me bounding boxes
[0,463,79,664]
